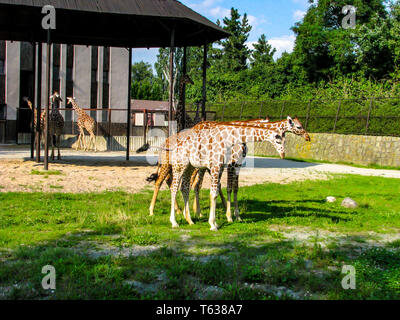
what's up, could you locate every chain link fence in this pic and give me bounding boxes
[188,97,400,137]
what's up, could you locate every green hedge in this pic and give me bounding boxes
[188,97,400,136]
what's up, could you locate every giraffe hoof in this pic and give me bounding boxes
[227,218,233,223]
[237,217,242,222]
[210,226,218,231]
[172,223,179,228]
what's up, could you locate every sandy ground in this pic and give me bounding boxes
[1,145,400,193]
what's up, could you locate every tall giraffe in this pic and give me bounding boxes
[166,122,286,230]
[48,92,64,160]
[67,97,97,152]
[23,96,45,138]
[191,116,311,221]
[145,118,268,217]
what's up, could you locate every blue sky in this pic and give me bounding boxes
[132,0,311,70]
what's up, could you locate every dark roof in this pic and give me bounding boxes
[131,100,169,111]
[0,0,229,47]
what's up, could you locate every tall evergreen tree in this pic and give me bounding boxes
[219,8,252,72]
[250,34,276,67]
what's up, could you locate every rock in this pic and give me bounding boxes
[341,197,358,209]
[326,196,336,203]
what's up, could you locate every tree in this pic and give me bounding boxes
[291,0,387,82]
[131,61,154,83]
[250,34,276,67]
[218,8,252,72]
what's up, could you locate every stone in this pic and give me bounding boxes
[326,196,336,203]
[341,197,358,209]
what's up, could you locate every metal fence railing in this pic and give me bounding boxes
[187,97,400,137]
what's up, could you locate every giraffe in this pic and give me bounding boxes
[145,118,269,218]
[23,97,46,146]
[166,122,286,230]
[48,92,65,160]
[191,116,311,221]
[66,97,97,152]
[176,74,195,133]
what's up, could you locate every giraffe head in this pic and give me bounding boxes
[181,74,194,85]
[286,116,311,141]
[50,91,63,109]
[22,97,32,110]
[66,97,76,106]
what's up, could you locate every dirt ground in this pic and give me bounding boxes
[0,146,331,193]
[0,158,329,193]
[1,145,399,193]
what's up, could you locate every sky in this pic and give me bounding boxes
[132,0,312,70]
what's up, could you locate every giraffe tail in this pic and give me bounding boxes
[136,143,150,153]
[136,143,175,153]
[146,162,160,183]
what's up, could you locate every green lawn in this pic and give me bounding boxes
[0,175,399,300]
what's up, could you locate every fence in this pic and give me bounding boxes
[188,97,400,137]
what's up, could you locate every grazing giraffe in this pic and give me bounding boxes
[191,116,311,221]
[48,92,65,160]
[67,97,97,152]
[166,122,286,230]
[145,118,269,217]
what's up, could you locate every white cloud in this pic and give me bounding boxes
[209,6,231,18]
[246,35,296,60]
[268,35,296,58]
[293,10,306,21]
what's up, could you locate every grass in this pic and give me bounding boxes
[0,175,399,300]
[31,169,63,176]
[255,154,400,171]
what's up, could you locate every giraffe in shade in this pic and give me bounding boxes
[67,97,97,152]
[23,97,45,147]
[166,122,286,230]
[48,92,65,160]
[175,74,195,133]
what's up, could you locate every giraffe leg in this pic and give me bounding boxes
[170,168,184,228]
[226,166,234,223]
[149,165,171,216]
[181,166,195,225]
[166,173,182,215]
[216,168,227,209]
[50,135,55,161]
[192,168,205,218]
[91,132,97,152]
[208,166,222,231]
[57,134,61,160]
[233,165,242,222]
[76,131,82,150]
[82,132,87,151]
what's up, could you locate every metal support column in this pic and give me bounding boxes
[168,27,175,136]
[126,47,132,160]
[44,29,51,170]
[182,46,187,130]
[35,43,42,163]
[201,44,207,121]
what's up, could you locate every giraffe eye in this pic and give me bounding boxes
[296,126,302,129]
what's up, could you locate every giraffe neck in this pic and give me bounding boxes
[211,125,284,156]
[71,102,85,117]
